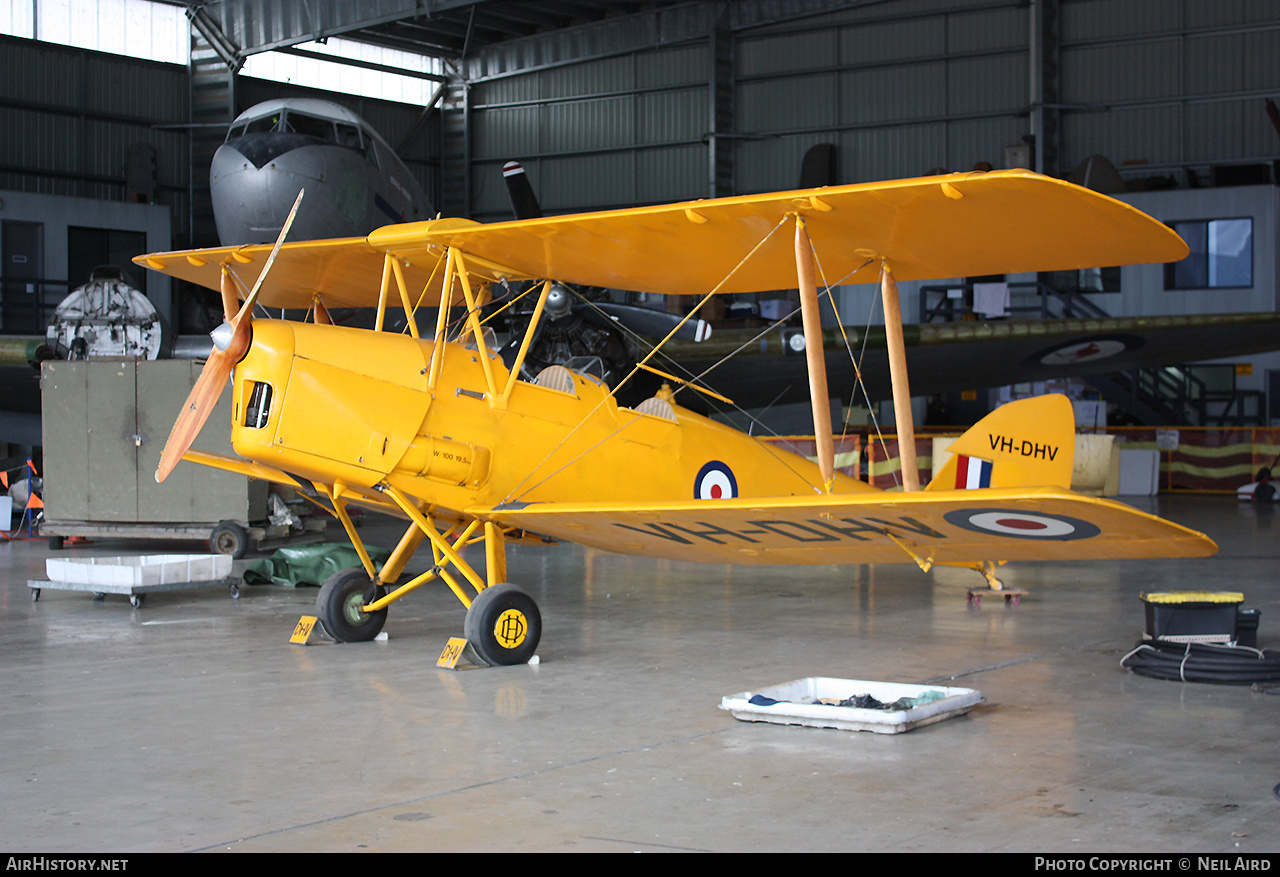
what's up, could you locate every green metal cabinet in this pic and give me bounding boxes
[40,359,268,542]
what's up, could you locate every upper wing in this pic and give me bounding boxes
[399,169,1188,294]
[137,236,407,310]
[478,487,1215,566]
[133,219,537,310]
[135,170,1186,307]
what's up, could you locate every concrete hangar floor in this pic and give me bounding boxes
[1,495,1276,853]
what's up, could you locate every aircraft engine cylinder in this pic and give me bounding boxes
[396,435,492,487]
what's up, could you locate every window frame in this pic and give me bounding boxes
[1164,217,1254,291]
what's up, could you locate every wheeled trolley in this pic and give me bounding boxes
[27,554,240,607]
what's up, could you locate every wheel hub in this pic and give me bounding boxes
[493,608,528,649]
[343,592,372,625]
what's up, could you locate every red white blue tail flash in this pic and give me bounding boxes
[955,455,993,489]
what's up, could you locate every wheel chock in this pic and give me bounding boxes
[437,636,488,669]
[290,615,334,645]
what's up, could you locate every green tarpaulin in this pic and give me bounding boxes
[243,544,391,588]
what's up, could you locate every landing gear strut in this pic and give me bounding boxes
[315,484,542,662]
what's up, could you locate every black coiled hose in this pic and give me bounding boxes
[1120,639,1280,685]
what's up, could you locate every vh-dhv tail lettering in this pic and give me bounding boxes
[989,433,1059,461]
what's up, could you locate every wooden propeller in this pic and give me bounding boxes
[154,190,304,483]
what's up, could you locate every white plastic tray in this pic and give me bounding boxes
[720,677,981,734]
[45,554,232,588]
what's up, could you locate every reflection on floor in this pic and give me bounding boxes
[2,495,1277,852]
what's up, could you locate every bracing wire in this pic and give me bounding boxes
[673,262,867,447]
[498,211,905,503]
[399,251,446,337]
[500,214,795,504]
[562,290,837,493]
[805,243,902,490]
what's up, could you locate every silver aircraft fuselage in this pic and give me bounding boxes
[211,98,432,245]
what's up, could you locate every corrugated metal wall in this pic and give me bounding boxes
[1060,0,1280,178]
[462,0,1039,214]
[461,0,1280,216]
[468,44,710,220]
[0,35,188,222]
[3,1,1278,228]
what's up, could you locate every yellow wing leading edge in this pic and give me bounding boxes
[136,170,1188,309]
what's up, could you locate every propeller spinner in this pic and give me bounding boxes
[154,190,305,483]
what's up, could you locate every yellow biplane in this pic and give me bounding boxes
[136,169,1216,665]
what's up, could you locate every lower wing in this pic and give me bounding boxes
[479,487,1216,566]
[179,450,403,518]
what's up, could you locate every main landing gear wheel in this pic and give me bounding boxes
[316,568,387,642]
[464,583,541,666]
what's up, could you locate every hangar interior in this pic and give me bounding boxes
[2,0,1280,853]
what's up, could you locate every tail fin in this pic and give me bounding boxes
[927,394,1075,491]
